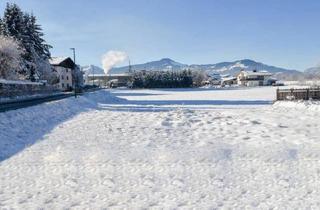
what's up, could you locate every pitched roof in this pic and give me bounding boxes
[49,57,68,65]
[241,70,272,76]
[49,57,75,69]
[222,76,237,81]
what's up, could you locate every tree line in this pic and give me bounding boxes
[0,3,57,83]
[131,70,208,88]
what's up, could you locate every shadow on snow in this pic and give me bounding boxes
[0,89,272,162]
[0,91,107,162]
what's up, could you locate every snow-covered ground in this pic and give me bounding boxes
[1,87,320,209]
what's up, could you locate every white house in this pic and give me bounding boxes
[237,70,274,87]
[49,57,75,91]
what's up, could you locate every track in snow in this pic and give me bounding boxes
[1,88,320,209]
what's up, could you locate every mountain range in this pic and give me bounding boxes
[305,66,320,78]
[82,58,320,80]
[109,58,304,80]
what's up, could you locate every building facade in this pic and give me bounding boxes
[49,57,75,91]
[237,70,274,87]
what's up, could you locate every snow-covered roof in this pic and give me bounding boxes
[49,57,76,69]
[221,74,231,78]
[222,77,237,81]
[49,57,69,65]
[242,71,272,76]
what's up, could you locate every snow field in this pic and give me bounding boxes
[0,88,320,209]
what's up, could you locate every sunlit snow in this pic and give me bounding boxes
[0,88,319,209]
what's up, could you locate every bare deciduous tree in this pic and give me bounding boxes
[0,35,23,80]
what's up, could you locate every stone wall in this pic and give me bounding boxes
[0,80,60,98]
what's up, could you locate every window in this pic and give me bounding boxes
[66,69,68,73]
[67,76,69,80]
[62,83,65,88]
[61,75,64,80]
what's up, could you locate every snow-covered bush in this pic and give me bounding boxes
[0,35,23,80]
[35,58,59,85]
[192,70,209,87]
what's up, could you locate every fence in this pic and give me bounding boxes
[276,87,320,101]
[0,80,60,99]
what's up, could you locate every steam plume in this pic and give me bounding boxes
[102,51,128,74]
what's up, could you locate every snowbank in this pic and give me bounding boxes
[273,100,320,112]
[0,90,121,161]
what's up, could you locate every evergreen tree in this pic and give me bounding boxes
[1,3,25,40]
[131,70,195,89]
[26,14,51,59]
[0,18,3,35]
[1,3,52,81]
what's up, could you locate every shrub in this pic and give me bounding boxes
[0,35,23,80]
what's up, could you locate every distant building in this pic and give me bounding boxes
[221,76,237,86]
[50,57,84,91]
[86,73,132,87]
[237,70,275,87]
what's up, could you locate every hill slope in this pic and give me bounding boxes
[110,58,302,80]
[305,66,320,79]
[111,58,187,73]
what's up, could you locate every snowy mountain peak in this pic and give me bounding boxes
[108,58,302,80]
[237,59,258,66]
[160,58,174,62]
[81,65,105,75]
[157,58,185,67]
[110,58,187,73]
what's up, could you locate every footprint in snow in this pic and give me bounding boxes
[251,120,261,125]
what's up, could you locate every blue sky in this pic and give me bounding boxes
[1,0,320,70]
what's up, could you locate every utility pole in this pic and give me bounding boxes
[92,67,95,86]
[128,59,132,74]
[70,48,76,64]
[70,48,77,98]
